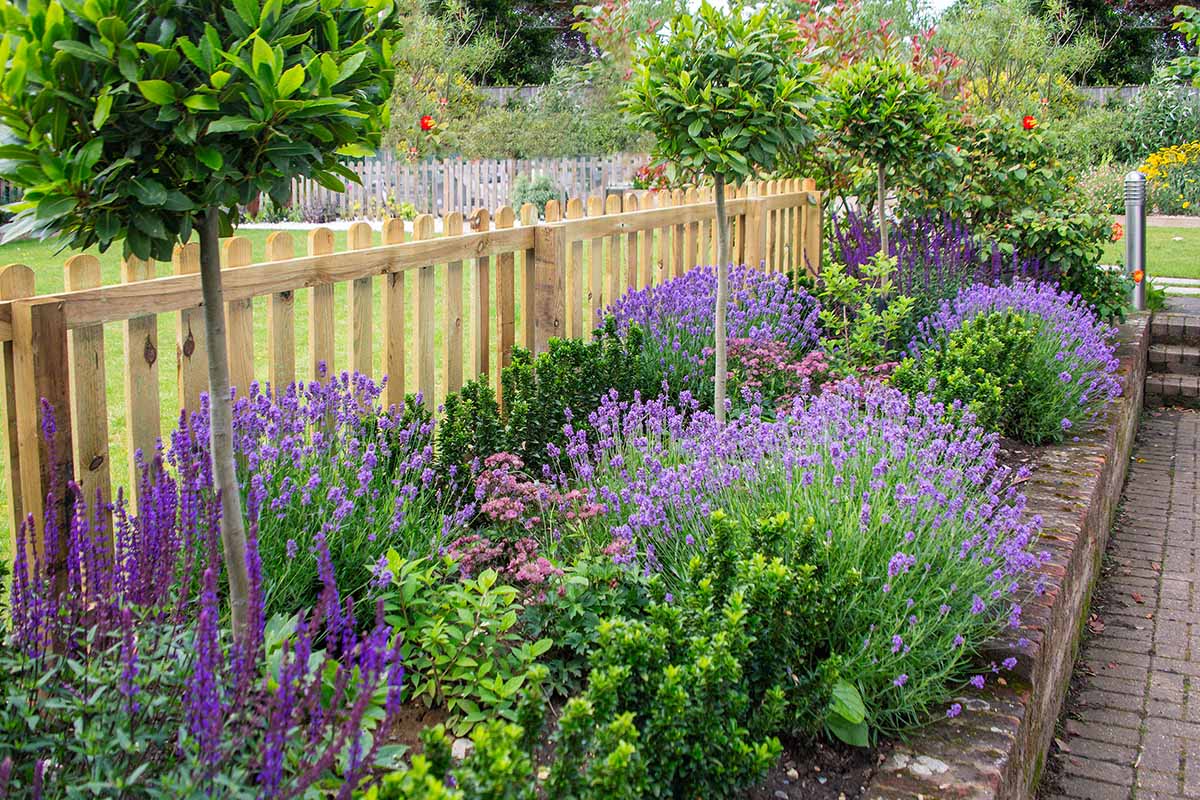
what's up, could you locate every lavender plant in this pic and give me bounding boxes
[166,370,453,618]
[1,441,406,798]
[558,382,1046,736]
[606,265,821,407]
[899,280,1123,444]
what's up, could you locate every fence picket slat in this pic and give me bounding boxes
[347,222,374,376]
[638,192,654,288]
[684,188,699,273]
[382,217,407,407]
[119,256,159,511]
[413,214,436,406]
[265,232,296,391]
[671,189,685,278]
[566,199,584,338]
[307,228,336,380]
[63,255,112,521]
[0,264,33,547]
[803,178,821,276]
[12,298,73,571]
[587,196,604,323]
[604,193,621,307]
[496,205,517,385]
[622,193,639,294]
[223,237,255,396]
[173,242,207,414]
[445,212,465,396]
[468,209,491,381]
[520,203,537,350]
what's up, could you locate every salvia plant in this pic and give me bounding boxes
[901,280,1123,444]
[557,381,1046,735]
[831,210,1051,304]
[606,265,821,407]
[1,410,406,798]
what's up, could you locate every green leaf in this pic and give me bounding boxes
[129,177,167,206]
[251,36,275,79]
[830,679,866,724]
[195,146,223,170]
[136,80,175,105]
[207,116,258,134]
[54,41,108,63]
[277,63,305,98]
[97,16,127,42]
[827,715,869,748]
[210,70,231,89]
[92,93,113,130]
[182,93,219,111]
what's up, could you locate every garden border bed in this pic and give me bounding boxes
[863,312,1150,800]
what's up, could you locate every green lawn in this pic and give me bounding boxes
[1101,226,1200,280]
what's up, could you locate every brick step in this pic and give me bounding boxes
[1145,373,1200,407]
[1150,312,1200,346]
[1149,343,1200,375]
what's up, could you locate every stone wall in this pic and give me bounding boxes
[864,314,1151,800]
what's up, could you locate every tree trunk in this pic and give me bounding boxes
[877,161,888,261]
[198,208,252,640]
[714,174,730,425]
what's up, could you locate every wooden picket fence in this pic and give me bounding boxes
[289,153,646,219]
[0,179,822,564]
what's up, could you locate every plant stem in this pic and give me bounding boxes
[877,161,888,260]
[198,207,251,641]
[714,174,730,425]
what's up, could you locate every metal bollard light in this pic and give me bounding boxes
[1125,170,1147,312]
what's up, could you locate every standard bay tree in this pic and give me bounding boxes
[0,0,396,638]
[622,1,820,422]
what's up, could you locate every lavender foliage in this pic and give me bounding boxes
[605,265,821,406]
[907,280,1123,441]
[169,370,453,618]
[558,382,1044,734]
[1,409,406,798]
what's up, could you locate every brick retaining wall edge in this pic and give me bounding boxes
[863,313,1151,800]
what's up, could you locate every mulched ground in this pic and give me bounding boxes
[746,739,891,800]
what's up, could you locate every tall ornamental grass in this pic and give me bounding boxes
[606,265,820,406]
[901,280,1122,444]
[557,382,1045,735]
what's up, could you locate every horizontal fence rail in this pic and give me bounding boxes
[288,153,647,220]
[0,178,822,566]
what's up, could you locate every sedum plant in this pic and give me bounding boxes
[622,0,820,422]
[0,0,396,638]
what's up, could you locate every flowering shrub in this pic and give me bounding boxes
[560,382,1044,735]
[900,280,1122,444]
[170,371,451,619]
[1140,140,1200,215]
[1,456,405,797]
[607,265,820,406]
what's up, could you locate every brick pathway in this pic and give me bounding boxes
[1041,408,1200,800]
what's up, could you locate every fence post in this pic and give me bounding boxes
[0,264,34,556]
[12,298,73,576]
[533,221,567,354]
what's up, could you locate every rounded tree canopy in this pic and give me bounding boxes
[825,56,952,173]
[0,0,397,260]
[621,0,821,186]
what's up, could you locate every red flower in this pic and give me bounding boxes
[1022,115,1038,130]
[1133,269,1144,284]
[419,115,435,131]
[1111,222,1124,242]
